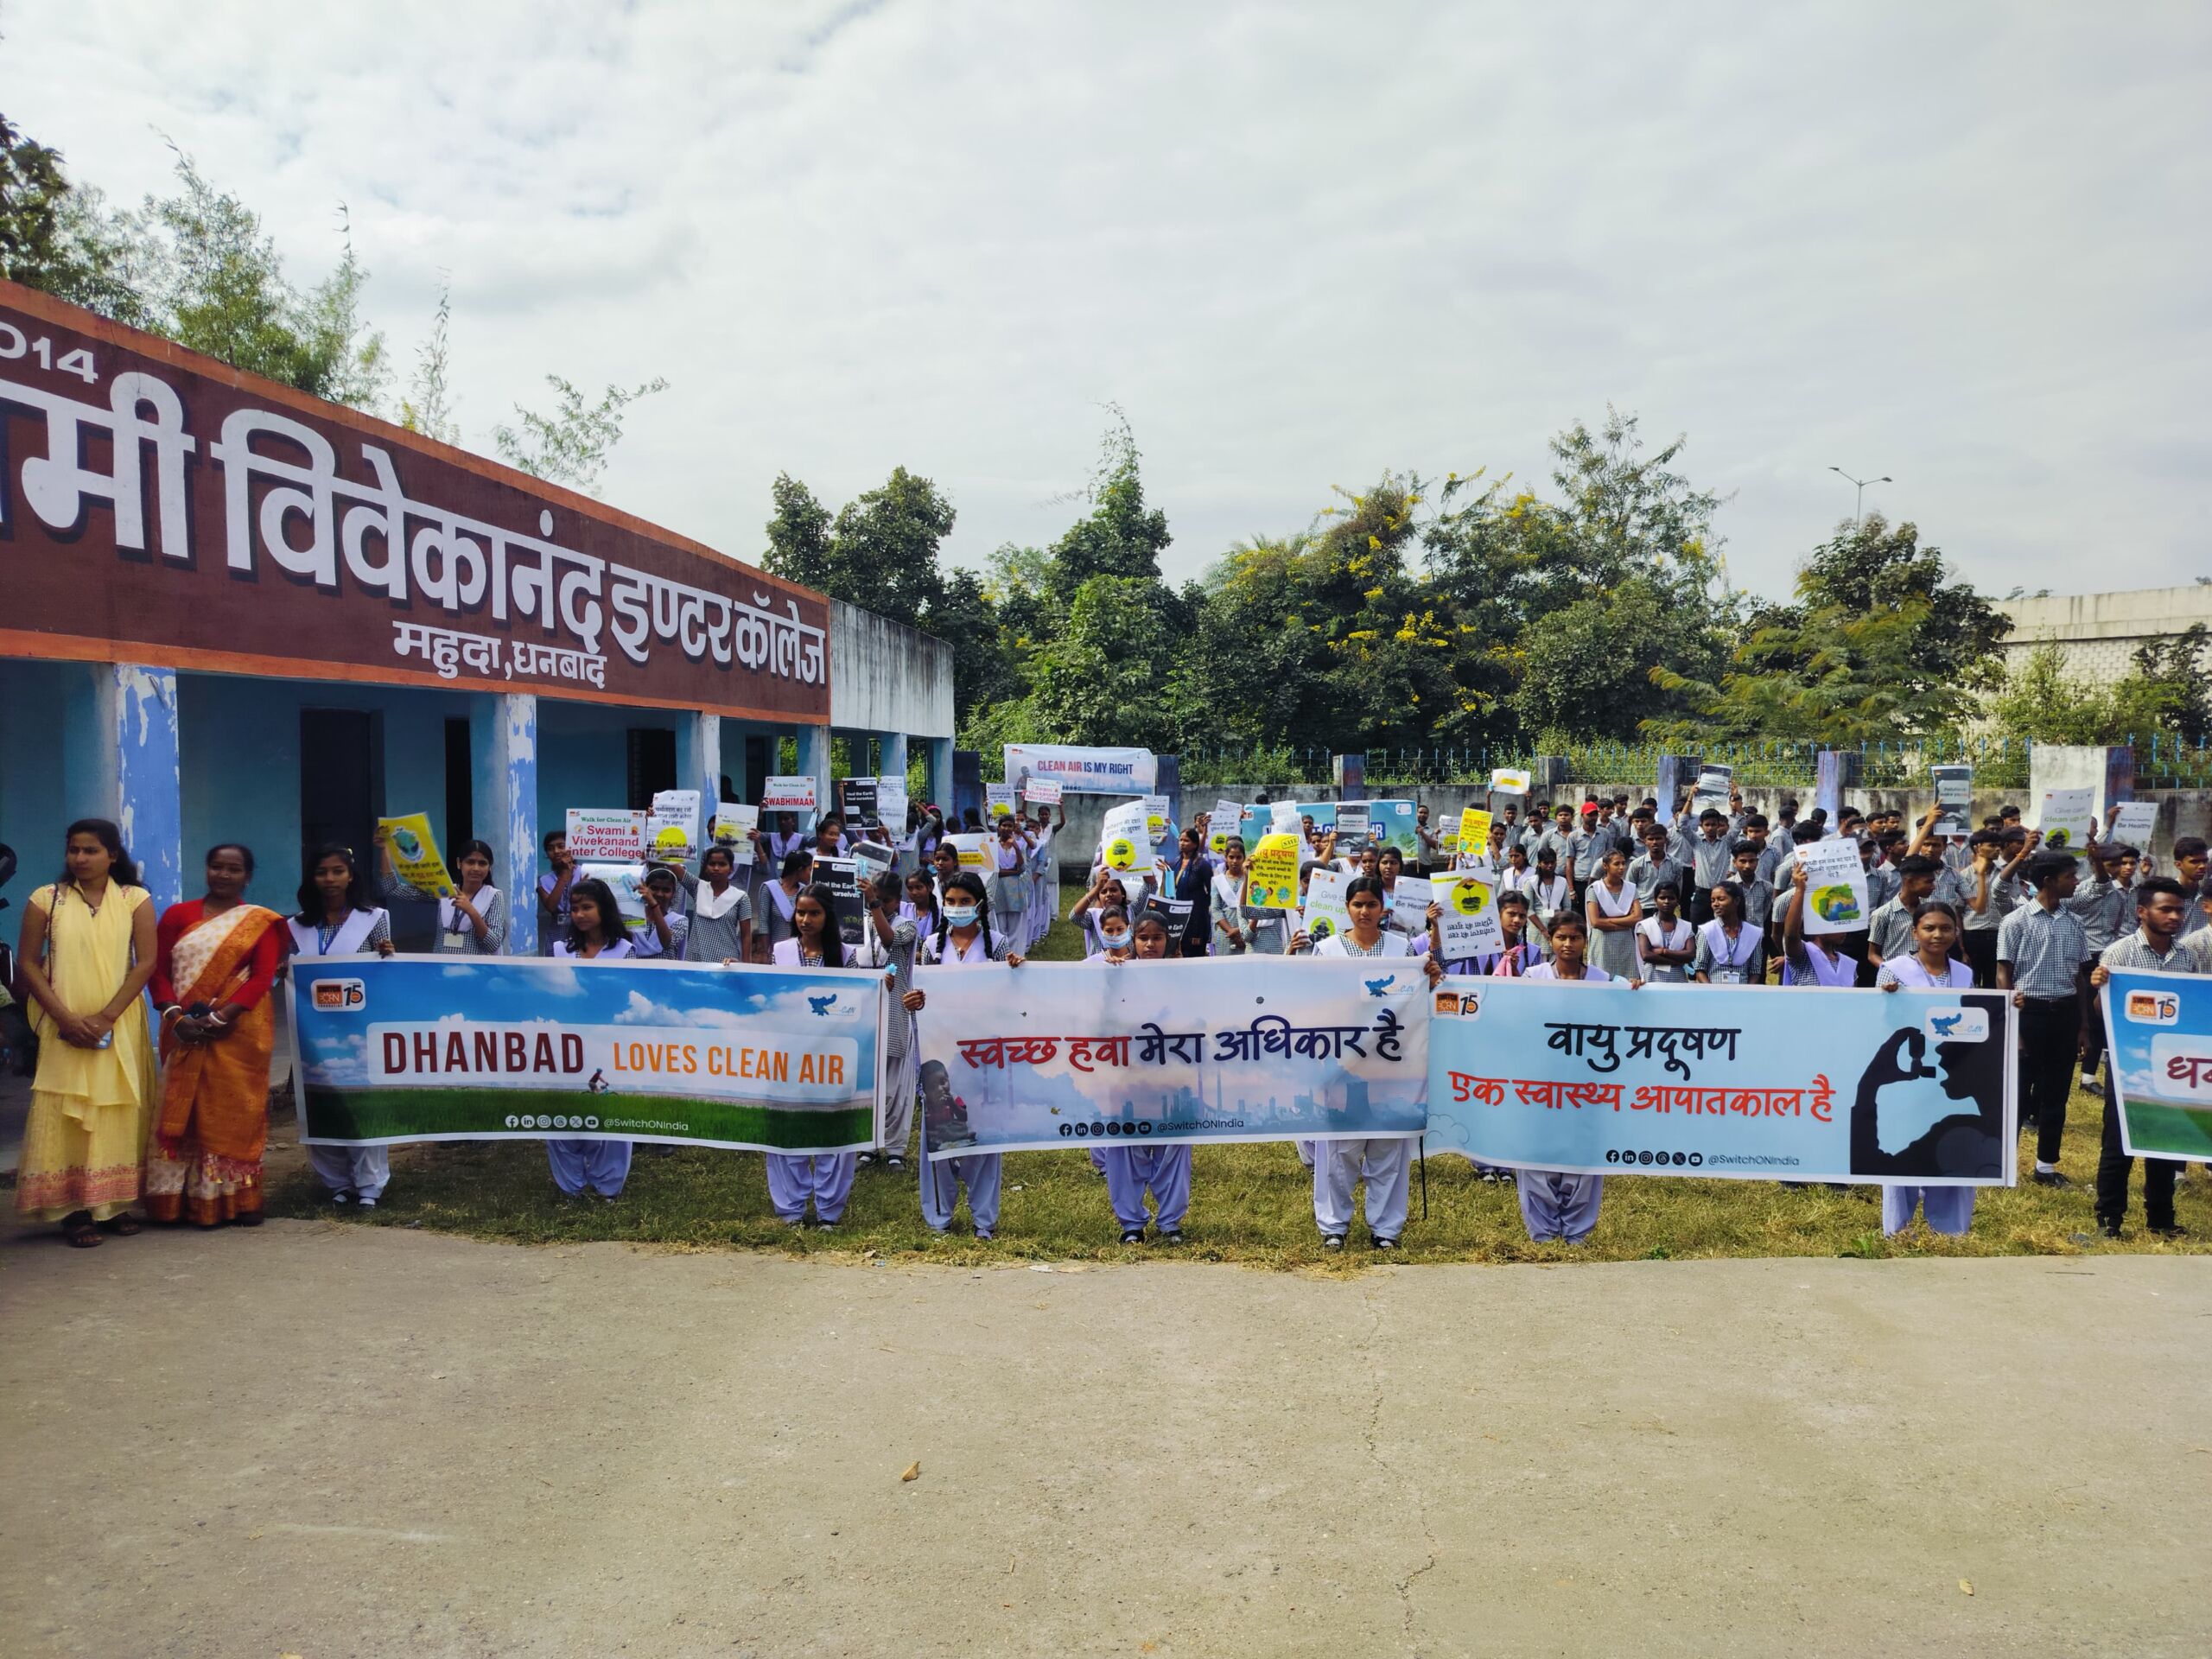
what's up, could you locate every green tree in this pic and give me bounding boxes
[1986,639,2206,748]
[760,467,954,630]
[931,567,1021,721]
[493,374,668,496]
[1651,514,2008,745]
[1024,574,1185,749]
[1046,406,1172,596]
[1517,576,1725,741]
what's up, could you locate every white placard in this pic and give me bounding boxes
[1796,837,1871,937]
[1391,874,1433,936]
[2107,801,2158,850]
[565,808,645,861]
[1490,767,1532,796]
[986,783,1018,819]
[875,779,909,832]
[709,804,758,866]
[2035,787,2096,855]
[761,776,819,814]
[1301,868,1352,944]
[1021,776,1063,805]
[1930,765,1974,839]
[1433,872,1505,959]
[1098,803,1152,873]
[1208,799,1244,855]
[645,789,702,865]
[1141,794,1172,843]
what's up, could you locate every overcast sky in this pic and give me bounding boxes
[10,2,2209,601]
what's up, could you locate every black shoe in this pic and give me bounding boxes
[2099,1220,2123,1239]
[1156,1230,1184,1245]
[2031,1169,2078,1190]
[1119,1228,1146,1245]
[885,1155,906,1172]
[1321,1235,1345,1252]
[856,1151,877,1166]
[1371,1236,1399,1252]
[2150,1222,2190,1239]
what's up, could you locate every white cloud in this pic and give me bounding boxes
[9,2,2209,600]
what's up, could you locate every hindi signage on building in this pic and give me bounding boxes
[0,283,830,721]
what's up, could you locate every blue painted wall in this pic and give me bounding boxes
[0,659,110,890]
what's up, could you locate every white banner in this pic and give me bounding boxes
[1004,744,1158,796]
[1021,776,1063,805]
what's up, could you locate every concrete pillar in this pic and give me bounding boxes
[2029,744,2133,826]
[472,692,538,955]
[683,713,724,810]
[796,724,832,826]
[92,664,185,912]
[1332,753,1367,802]
[925,737,953,813]
[879,732,909,793]
[1815,749,1861,825]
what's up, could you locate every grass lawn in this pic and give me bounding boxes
[265,883,2212,1268]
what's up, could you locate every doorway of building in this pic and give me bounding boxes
[300,709,385,879]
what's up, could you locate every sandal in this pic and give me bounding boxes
[62,1217,103,1248]
[98,1215,143,1236]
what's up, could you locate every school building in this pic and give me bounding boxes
[0,281,953,950]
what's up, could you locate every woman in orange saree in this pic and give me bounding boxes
[145,843,283,1227]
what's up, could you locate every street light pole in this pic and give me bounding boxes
[1828,466,1892,528]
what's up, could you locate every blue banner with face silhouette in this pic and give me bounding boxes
[1425,981,2016,1184]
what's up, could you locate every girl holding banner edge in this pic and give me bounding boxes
[286,844,397,1208]
[544,879,634,1205]
[1867,898,1990,1236]
[1510,910,1640,1245]
[1093,908,1192,1243]
[1290,875,1439,1252]
[904,871,1025,1240]
[763,883,872,1227]
[375,829,506,956]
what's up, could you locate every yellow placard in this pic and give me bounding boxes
[1243,830,1303,912]
[378,813,454,898]
[1459,807,1492,851]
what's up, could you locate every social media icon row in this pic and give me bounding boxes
[504,1114,600,1131]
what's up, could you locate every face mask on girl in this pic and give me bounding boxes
[944,904,980,926]
[1098,929,1130,950]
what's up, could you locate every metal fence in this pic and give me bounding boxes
[1174,735,2212,793]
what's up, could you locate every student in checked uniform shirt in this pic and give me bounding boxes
[2087,877,2209,1238]
[1997,852,2090,1190]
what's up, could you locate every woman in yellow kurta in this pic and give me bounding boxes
[13,820,161,1247]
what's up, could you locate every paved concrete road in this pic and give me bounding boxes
[3,1225,2207,1658]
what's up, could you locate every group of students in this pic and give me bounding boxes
[14,784,2208,1255]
